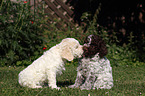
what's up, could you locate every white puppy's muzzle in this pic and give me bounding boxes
[78,45,83,58]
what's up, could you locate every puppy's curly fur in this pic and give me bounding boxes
[69,35,113,90]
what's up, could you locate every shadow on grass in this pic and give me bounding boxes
[57,80,74,87]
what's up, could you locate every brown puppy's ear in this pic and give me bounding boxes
[61,46,74,61]
[98,40,108,58]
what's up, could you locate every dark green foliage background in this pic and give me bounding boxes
[0,0,45,66]
[0,0,144,67]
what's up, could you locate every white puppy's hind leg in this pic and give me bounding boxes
[32,86,43,88]
[28,82,43,88]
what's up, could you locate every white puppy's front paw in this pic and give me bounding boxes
[52,87,60,90]
[50,85,60,90]
[55,87,60,90]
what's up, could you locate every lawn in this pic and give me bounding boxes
[0,64,145,96]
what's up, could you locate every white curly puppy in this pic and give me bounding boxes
[18,38,83,89]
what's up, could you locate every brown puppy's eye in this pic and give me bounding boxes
[84,39,88,43]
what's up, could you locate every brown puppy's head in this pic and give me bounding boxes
[83,35,108,58]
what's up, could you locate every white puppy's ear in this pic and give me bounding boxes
[61,46,74,61]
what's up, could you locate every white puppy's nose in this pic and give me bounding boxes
[80,45,83,48]
[83,44,87,46]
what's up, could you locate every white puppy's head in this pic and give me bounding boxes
[59,38,83,61]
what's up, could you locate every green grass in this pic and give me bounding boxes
[0,64,145,96]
